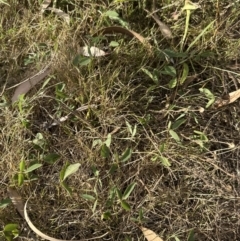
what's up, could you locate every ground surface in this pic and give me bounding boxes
[0,1,240,241]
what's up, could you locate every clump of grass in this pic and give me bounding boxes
[0,1,240,241]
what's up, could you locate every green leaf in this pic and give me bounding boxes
[19,160,25,172]
[60,162,68,181]
[92,199,98,212]
[132,124,137,137]
[101,144,110,158]
[109,163,118,175]
[105,10,119,18]
[159,143,165,153]
[162,49,187,58]
[73,55,91,66]
[182,2,200,10]
[116,188,122,200]
[81,194,95,201]
[126,121,132,134]
[109,41,119,47]
[62,163,81,181]
[120,200,131,211]
[169,77,177,88]
[0,198,11,208]
[18,173,24,186]
[105,133,112,148]
[199,88,215,99]
[119,148,132,162]
[142,68,158,84]
[32,133,46,149]
[187,229,195,241]
[159,156,171,167]
[61,181,72,195]
[123,182,136,200]
[169,129,181,142]
[206,98,215,108]
[179,63,189,85]
[171,118,186,130]
[4,224,18,232]
[194,130,208,141]
[3,232,13,241]
[101,211,111,220]
[43,153,60,164]
[199,88,215,108]
[24,163,42,173]
[161,66,176,77]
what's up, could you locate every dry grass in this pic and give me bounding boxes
[0,1,240,241]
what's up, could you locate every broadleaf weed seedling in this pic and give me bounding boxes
[0,223,19,241]
[59,162,81,195]
[16,159,42,186]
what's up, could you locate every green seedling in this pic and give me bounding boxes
[199,88,215,108]
[181,0,200,51]
[93,134,112,158]
[0,224,19,241]
[104,10,129,28]
[17,160,42,186]
[168,121,181,144]
[151,143,171,168]
[141,68,159,85]
[32,132,47,150]
[126,121,137,139]
[192,130,209,150]
[60,162,81,195]
[116,182,136,211]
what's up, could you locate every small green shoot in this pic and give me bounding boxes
[101,143,111,158]
[179,63,189,85]
[104,10,129,28]
[2,224,19,241]
[17,160,42,186]
[169,129,181,143]
[119,148,132,162]
[60,162,81,195]
[122,182,136,200]
[181,0,200,51]
[126,121,137,139]
[141,68,159,85]
[116,183,136,211]
[32,133,47,149]
[199,88,215,108]
[160,65,177,88]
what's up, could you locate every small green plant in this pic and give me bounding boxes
[59,162,81,195]
[116,182,137,211]
[199,88,215,108]
[0,224,19,241]
[17,159,42,186]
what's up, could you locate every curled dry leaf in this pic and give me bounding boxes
[11,65,51,103]
[214,89,240,108]
[45,7,70,24]
[140,227,164,241]
[41,0,51,13]
[146,10,173,38]
[93,26,152,50]
[79,46,108,57]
